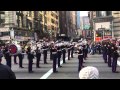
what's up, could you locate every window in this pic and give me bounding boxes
[44,25,47,30]
[96,11,111,17]
[51,19,54,24]
[29,11,32,17]
[106,11,112,16]
[39,14,42,21]
[0,14,4,19]
[2,32,10,36]
[44,11,46,14]
[56,15,58,19]
[56,21,58,25]
[52,26,54,30]
[45,17,47,23]
[51,13,54,16]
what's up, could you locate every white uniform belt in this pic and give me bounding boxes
[42,49,47,50]
[78,54,83,55]
[52,52,57,54]
[57,50,61,52]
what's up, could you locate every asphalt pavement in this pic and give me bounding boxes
[1,53,120,79]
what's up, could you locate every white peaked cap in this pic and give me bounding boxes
[79,46,83,49]
[79,66,99,79]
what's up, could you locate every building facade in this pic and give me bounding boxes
[112,11,120,39]
[89,11,113,41]
[0,11,34,42]
[59,11,77,39]
[76,11,81,36]
[89,11,120,40]
[34,11,59,40]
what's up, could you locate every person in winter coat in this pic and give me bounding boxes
[0,59,16,79]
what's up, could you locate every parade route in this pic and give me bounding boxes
[1,53,120,79]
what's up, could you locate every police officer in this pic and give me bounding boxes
[112,47,119,73]
[4,45,12,68]
[62,43,66,63]
[50,42,54,60]
[52,44,58,73]
[57,44,62,68]
[78,45,84,72]
[27,46,34,73]
[42,42,48,64]
[35,47,41,68]
[67,44,71,60]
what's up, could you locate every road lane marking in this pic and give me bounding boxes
[40,57,68,79]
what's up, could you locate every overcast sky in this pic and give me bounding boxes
[80,11,88,16]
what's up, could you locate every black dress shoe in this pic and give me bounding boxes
[53,71,58,73]
[36,67,40,68]
[44,62,48,64]
[15,63,18,64]
[113,71,119,73]
[29,71,34,73]
[20,67,24,68]
[58,66,62,68]
[82,66,86,67]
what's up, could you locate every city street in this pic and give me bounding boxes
[1,53,120,79]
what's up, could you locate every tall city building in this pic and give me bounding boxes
[77,11,80,29]
[0,11,34,42]
[80,16,91,38]
[34,11,59,40]
[59,11,77,39]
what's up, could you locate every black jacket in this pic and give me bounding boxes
[0,64,16,79]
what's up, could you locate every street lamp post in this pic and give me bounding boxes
[93,19,96,42]
[10,28,14,43]
[111,20,114,38]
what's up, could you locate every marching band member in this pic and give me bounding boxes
[57,43,62,68]
[102,44,108,63]
[35,46,41,68]
[52,43,58,73]
[4,45,12,68]
[78,45,84,72]
[50,41,54,60]
[112,46,119,73]
[67,43,71,60]
[14,54,18,64]
[70,42,74,58]
[107,44,112,67]
[26,45,34,73]
[62,42,66,63]
[42,42,49,64]
[18,45,24,68]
